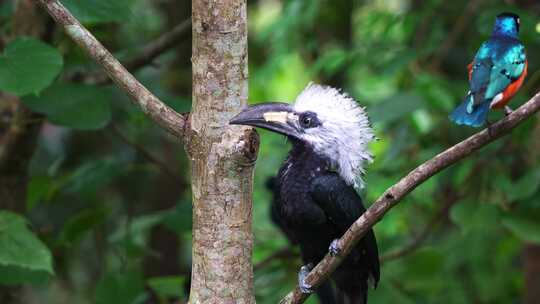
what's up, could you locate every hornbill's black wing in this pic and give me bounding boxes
[310,173,380,287]
[266,176,298,244]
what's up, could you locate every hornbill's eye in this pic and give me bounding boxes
[298,111,320,129]
[301,115,312,127]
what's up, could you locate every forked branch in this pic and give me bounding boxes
[36,0,187,138]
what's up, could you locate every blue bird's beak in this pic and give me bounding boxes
[230,102,301,139]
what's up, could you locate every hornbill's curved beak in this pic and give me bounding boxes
[230,102,301,139]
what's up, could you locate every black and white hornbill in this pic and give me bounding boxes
[230,83,380,304]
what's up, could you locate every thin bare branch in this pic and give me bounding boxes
[280,90,540,304]
[36,0,187,138]
[90,19,191,85]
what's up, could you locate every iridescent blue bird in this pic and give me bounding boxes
[450,12,528,127]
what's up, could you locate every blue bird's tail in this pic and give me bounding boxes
[449,95,490,127]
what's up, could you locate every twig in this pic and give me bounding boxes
[36,0,186,138]
[90,19,191,85]
[280,90,540,304]
[380,197,457,263]
[110,125,184,186]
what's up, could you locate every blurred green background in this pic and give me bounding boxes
[1,0,539,303]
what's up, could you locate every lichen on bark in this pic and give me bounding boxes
[188,0,258,303]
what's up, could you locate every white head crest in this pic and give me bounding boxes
[293,83,375,188]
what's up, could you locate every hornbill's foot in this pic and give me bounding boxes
[504,106,513,116]
[298,264,314,294]
[329,239,341,256]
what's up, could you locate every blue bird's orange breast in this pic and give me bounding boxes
[491,59,528,109]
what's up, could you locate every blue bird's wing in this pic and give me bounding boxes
[469,41,526,108]
[485,43,526,106]
[468,41,494,109]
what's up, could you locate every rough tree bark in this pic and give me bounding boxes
[187,0,258,303]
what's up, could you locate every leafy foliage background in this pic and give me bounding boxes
[0,0,539,303]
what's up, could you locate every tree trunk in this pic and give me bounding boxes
[188,0,258,303]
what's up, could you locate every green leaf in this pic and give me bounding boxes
[0,211,53,285]
[57,207,109,247]
[62,0,136,24]
[0,37,63,96]
[95,271,146,304]
[147,276,186,300]
[502,215,540,244]
[22,84,112,130]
